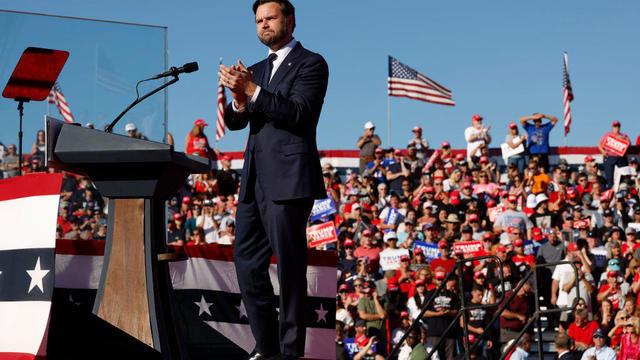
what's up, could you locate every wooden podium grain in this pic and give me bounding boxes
[96,199,153,345]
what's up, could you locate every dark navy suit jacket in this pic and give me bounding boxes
[225,42,328,202]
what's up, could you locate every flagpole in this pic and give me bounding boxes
[387,94,390,146]
[563,52,569,148]
[216,57,223,150]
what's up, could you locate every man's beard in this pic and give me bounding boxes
[258,19,288,47]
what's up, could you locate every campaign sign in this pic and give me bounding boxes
[310,198,337,222]
[414,241,441,261]
[307,222,338,248]
[573,218,591,229]
[423,150,441,172]
[488,205,505,223]
[379,248,410,271]
[603,134,630,157]
[453,241,482,257]
[524,240,535,256]
[343,338,375,357]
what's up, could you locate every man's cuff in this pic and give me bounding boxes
[250,85,261,103]
[232,100,246,113]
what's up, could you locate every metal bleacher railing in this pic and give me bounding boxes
[387,256,581,360]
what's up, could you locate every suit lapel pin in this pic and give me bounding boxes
[288,62,292,66]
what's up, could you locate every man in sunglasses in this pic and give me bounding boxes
[580,328,616,360]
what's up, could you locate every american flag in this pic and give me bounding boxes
[388,56,455,106]
[47,82,74,123]
[562,52,574,135]
[216,79,226,142]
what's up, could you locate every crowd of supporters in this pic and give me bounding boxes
[4,116,640,360]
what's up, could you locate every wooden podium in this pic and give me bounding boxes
[46,117,209,360]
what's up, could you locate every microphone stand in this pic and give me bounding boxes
[105,75,179,133]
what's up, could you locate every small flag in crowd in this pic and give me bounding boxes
[216,78,227,142]
[47,82,74,123]
[388,56,455,106]
[562,52,574,136]
[0,173,62,360]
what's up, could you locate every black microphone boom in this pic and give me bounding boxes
[151,62,199,79]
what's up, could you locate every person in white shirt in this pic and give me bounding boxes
[509,333,531,360]
[580,328,616,360]
[464,114,491,161]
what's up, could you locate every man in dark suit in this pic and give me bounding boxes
[218,1,328,359]
[554,332,577,360]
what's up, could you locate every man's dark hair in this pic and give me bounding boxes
[252,0,296,30]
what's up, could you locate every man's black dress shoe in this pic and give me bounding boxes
[247,351,280,360]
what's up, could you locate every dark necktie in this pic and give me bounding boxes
[263,53,277,86]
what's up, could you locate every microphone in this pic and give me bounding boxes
[151,62,199,79]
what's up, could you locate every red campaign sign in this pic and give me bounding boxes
[487,205,506,223]
[603,134,630,157]
[453,240,483,257]
[573,218,591,229]
[423,150,441,172]
[307,222,338,248]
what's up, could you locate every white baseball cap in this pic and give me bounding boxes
[364,121,375,130]
[125,123,137,131]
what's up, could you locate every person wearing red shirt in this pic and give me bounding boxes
[597,120,631,188]
[430,239,456,274]
[354,229,382,272]
[567,308,600,351]
[57,204,73,236]
[597,270,625,310]
[511,239,535,273]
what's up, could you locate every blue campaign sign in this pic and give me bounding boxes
[414,241,441,261]
[343,337,376,358]
[524,240,536,256]
[310,198,337,222]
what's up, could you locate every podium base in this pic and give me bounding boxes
[47,290,162,360]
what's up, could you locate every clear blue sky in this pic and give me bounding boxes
[1,1,639,153]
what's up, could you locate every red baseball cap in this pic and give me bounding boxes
[469,213,479,222]
[456,153,465,161]
[394,149,403,156]
[567,187,577,198]
[400,311,410,319]
[450,190,461,205]
[344,239,355,247]
[388,278,399,291]
[509,122,517,129]
[362,229,373,236]
[355,334,369,347]
[415,279,426,286]
[479,156,489,163]
[375,147,384,154]
[462,180,472,189]
[567,242,579,252]
[424,185,435,193]
[182,196,192,203]
[412,126,422,133]
[438,239,449,249]
[173,213,182,221]
[513,239,524,247]
[613,121,621,126]
[487,199,497,208]
[497,246,508,253]
[508,194,518,203]
[194,119,208,126]
[442,141,450,148]
[435,271,446,280]
[585,155,595,163]
[338,283,349,291]
[608,270,619,278]
[473,271,485,279]
[532,227,543,241]
[221,155,232,161]
[472,114,483,121]
[482,232,493,241]
[414,248,424,256]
